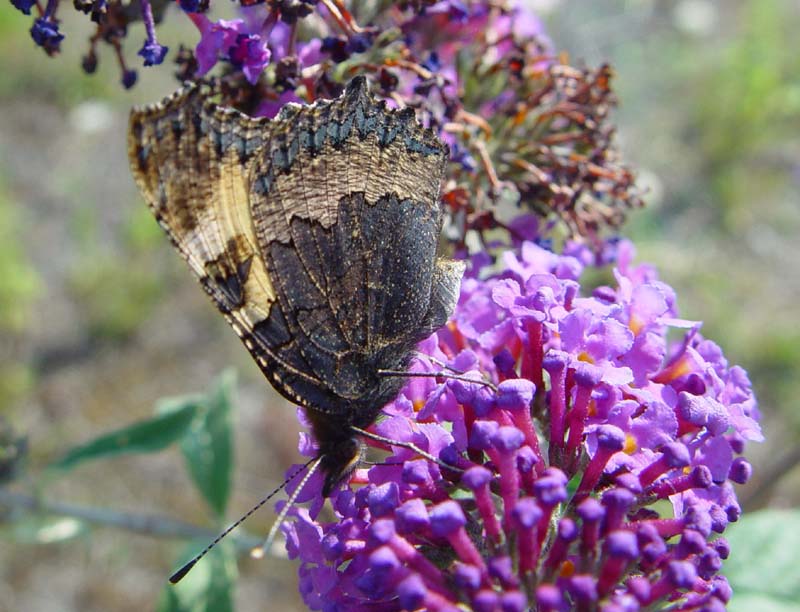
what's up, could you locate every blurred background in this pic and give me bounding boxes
[0,0,798,610]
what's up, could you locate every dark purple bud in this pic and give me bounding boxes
[683,503,713,537]
[542,350,568,373]
[512,498,542,529]
[596,424,626,451]
[710,504,730,533]
[470,420,499,450]
[728,457,752,484]
[683,373,706,395]
[517,445,538,473]
[604,530,638,559]
[396,499,430,534]
[602,487,635,511]
[453,562,481,590]
[574,362,603,387]
[370,518,396,544]
[429,500,466,537]
[397,574,426,610]
[662,442,691,467]
[615,472,642,493]
[666,560,697,589]
[703,598,728,612]
[725,498,742,524]
[179,0,204,12]
[500,591,528,612]
[473,589,500,612]
[558,518,577,541]
[713,538,730,560]
[493,349,517,376]
[122,69,138,89]
[533,475,568,506]
[698,549,723,579]
[690,465,714,488]
[496,379,535,410]
[11,0,35,14]
[577,498,605,523]
[347,32,373,53]
[567,574,598,604]
[729,434,745,454]
[491,426,525,452]
[82,52,98,74]
[369,546,400,572]
[488,555,516,587]
[138,41,169,67]
[30,18,64,53]
[637,523,667,563]
[711,575,733,602]
[536,584,565,611]
[541,467,569,484]
[462,465,492,489]
[368,482,399,517]
[403,459,431,485]
[321,531,344,560]
[440,442,461,466]
[626,576,650,602]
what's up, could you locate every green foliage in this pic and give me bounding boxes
[0,178,40,406]
[180,370,235,518]
[51,399,199,471]
[692,0,800,231]
[45,371,238,604]
[725,509,800,611]
[0,181,41,333]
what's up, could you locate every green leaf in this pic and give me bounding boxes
[51,398,199,471]
[157,542,237,612]
[180,370,235,517]
[724,508,800,611]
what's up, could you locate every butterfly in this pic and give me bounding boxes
[128,76,464,498]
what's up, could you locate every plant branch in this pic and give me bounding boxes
[0,487,264,553]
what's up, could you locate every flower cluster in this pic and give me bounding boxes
[10,0,641,244]
[281,238,761,611]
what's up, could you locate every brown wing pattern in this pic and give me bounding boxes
[128,83,323,400]
[128,78,463,417]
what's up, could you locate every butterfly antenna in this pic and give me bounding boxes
[169,456,317,584]
[250,455,324,561]
[351,426,463,474]
[377,368,497,391]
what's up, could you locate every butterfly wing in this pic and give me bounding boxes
[128,79,463,417]
[128,83,329,403]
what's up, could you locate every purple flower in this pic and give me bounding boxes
[11,0,35,15]
[138,40,168,67]
[191,14,272,85]
[30,18,64,54]
[137,0,168,67]
[229,33,271,84]
[281,237,760,610]
[193,16,248,77]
